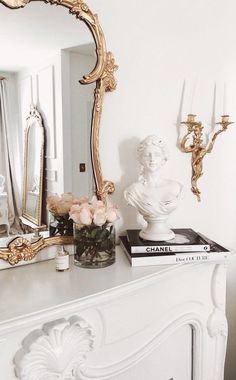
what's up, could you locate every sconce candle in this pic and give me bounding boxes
[189,77,198,114]
[223,83,227,115]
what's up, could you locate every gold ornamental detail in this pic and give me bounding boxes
[91,52,118,202]
[0,236,73,265]
[180,114,234,201]
[0,0,29,8]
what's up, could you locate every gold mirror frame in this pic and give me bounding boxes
[0,0,118,265]
[22,105,44,225]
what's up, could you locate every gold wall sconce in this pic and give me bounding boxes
[180,114,234,201]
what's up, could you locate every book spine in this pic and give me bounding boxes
[131,244,210,254]
[131,252,228,267]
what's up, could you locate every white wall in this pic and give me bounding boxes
[88,0,236,378]
[3,0,236,376]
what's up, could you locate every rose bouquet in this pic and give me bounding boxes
[46,193,74,237]
[69,197,119,268]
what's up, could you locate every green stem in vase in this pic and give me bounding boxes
[74,222,115,267]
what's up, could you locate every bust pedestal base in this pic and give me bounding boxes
[139,219,175,241]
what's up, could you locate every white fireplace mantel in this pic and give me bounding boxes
[0,246,228,380]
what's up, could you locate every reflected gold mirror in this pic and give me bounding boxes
[0,0,117,266]
[22,105,44,226]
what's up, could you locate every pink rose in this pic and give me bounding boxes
[106,206,120,223]
[46,195,61,213]
[79,205,92,225]
[47,193,74,215]
[69,204,90,225]
[56,200,71,214]
[69,205,81,223]
[91,197,105,209]
[93,208,107,226]
[80,196,90,204]
[69,195,120,226]
[70,213,81,225]
[73,196,90,205]
[96,200,105,209]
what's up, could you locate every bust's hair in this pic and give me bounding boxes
[137,135,169,163]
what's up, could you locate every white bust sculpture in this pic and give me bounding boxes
[124,135,182,241]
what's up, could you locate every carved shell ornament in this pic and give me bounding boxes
[14,316,94,380]
[0,0,118,264]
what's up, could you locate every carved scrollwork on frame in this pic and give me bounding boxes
[0,0,29,7]
[14,316,94,380]
[92,52,118,201]
[0,235,73,265]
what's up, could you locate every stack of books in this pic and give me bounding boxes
[119,228,229,267]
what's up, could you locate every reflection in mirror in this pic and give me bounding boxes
[22,105,44,226]
[0,1,96,241]
[0,0,117,266]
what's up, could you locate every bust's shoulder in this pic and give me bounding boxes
[124,182,144,203]
[163,179,183,194]
[126,181,143,190]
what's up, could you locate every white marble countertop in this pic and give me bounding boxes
[0,246,174,324]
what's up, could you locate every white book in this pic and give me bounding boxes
[120,236,229,267]
[126,228,210,254]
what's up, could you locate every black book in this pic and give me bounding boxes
[120,235,229,267]
[126,228,211,254]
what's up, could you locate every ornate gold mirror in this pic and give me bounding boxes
[0,0,117,266]
[21,105,44,226]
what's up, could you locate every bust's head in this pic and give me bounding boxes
[137,135,169,173]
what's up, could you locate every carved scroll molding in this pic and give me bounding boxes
[14,316,94,380]
[207,264,228,380]
[207,308,228,338]
[207,264,228,338]
[0,0,118,202]
[0,235,73,265]
[77,314,203,380]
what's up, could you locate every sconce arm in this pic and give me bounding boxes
[180,132,196,153]
[180,114,233,201]
[206,128,226,153]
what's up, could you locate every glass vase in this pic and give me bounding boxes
[49,212,73,237]
[73,223,115,268]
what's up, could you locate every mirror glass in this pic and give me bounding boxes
[22,106,44,225]
[0,1,96,242]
